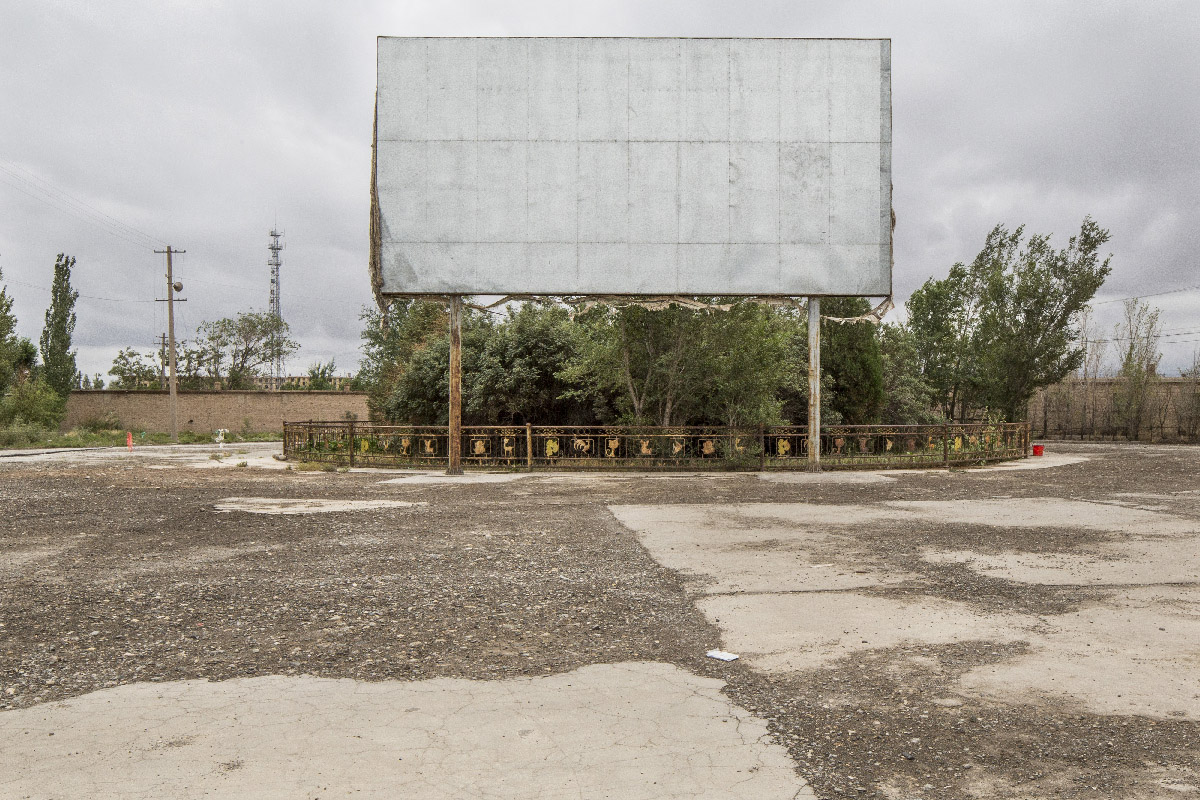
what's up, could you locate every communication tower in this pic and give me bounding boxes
[267,229,285,382]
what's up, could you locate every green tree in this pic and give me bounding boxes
[972,219,1112,420]
[379,311,492,424]
[560,304,706,425]
[906,265,986,420]
[470,303,588,425]
[907,218,1111,421]
[821,297,884,424]
[307,359,337,390]
[0,267,23,392]
[195,311,299,389]
[39,254,79,397]
[696,302,798,427]
[357,301,447,417]
[108,348,159,389]
[878,323,941,424]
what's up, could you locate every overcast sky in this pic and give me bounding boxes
[2,0,1198,379]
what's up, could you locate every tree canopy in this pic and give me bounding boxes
[906,218,1112,421]
[39,254,79,397]
[195,311,299,389]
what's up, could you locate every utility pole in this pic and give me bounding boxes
[157,333,168,389]
[155,247,186,442]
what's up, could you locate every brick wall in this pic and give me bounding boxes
[64,391,371,434]
[1028,377,1200,442]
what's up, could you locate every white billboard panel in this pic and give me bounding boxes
[373,37,891,296]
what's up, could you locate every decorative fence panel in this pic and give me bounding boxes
[284,422,1030,471]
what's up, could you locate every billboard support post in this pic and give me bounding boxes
[807,297,821,473]
[447,295,464,475]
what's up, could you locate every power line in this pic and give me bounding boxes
[0,161,165,249]
[186,274,364,308]
[1092,284,1200,305]
[3,276,156,304]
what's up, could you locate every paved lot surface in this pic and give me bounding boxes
[1,441,1198,798]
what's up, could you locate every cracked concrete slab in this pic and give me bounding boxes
[212,497,426,514]
[970,452,1089,471]
[612,498,1200,720]
[925,538,1200,585]
[757,471,896,484]
[888,498,1197,534]
[610,504,910,593]
[962,587,1200,720]
[697,592,1034,673]
[0,661,814,800]
[11,442,287,469]
[378,471,532,484]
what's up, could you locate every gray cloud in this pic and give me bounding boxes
[2,0,1197,378]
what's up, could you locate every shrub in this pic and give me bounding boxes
[0,421,49,448]
[79,412,122,432]
[0,378,65,429]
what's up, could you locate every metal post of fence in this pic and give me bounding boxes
[447,295,464,475]
[348,420,356,468]
[943,422,950,468]
[758,423,766,471]
[525,423,533,470]
[807,297,821,472]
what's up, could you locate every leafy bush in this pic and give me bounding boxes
[0,377,65,429]
[79,412,122,432]
[0,421,51,448]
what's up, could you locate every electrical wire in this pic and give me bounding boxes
[4,276,156,304]
[1092,284,1200,305]
[0,161,165,250]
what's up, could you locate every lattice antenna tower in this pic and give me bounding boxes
[267,229,285,380]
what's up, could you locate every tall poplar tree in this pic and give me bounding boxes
[39,254,79,397]
[0,266,20,391]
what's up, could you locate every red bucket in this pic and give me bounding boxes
[1032,444,1044,456]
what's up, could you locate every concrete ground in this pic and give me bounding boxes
[1,441,1198,798]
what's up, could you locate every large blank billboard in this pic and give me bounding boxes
[373,37,891,296]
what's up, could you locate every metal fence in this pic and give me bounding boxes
[283,421,1030,470]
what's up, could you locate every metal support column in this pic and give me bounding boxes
[447,295,463,475]
[807,297,821,472]
[525,423,533,470]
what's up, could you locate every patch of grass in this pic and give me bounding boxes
[0,427,284,450]
[235,461,248,468]
[295,461,336,472]
[208,453,225,461]
[79,413,122,432]
[0,422,50,448]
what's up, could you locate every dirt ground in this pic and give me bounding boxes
[1,442,1198,799]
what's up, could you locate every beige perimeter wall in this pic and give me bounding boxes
[64,391,371,434]
[1028,377,1200,442]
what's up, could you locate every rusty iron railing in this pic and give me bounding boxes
[283,421,1030,470]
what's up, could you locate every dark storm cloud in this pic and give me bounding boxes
[2,0,1197,376]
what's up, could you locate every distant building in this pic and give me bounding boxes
[252,375,356,391]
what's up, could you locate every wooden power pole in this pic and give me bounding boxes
[154,246,185,443]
